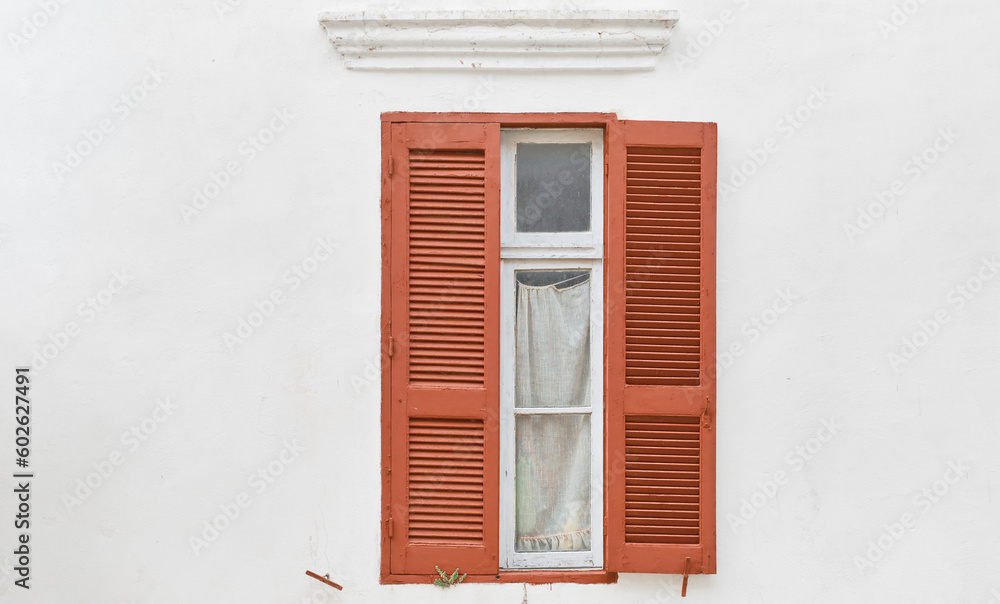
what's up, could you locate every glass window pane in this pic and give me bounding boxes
[515,270,591,408]
[515,143,591,233]
[515,413,592,552]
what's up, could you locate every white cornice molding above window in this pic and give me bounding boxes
[317,10,679,71]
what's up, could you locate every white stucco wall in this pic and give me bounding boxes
[2,0,999,602]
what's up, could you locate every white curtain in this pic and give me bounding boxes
[514,278,592,552]
[515,280,590,408]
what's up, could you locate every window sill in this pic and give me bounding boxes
[381,570,618,585]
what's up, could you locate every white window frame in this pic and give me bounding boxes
[500,129,604,256]
[498,128,605,570]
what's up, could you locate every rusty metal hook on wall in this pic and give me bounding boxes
[681,556,691,597]
[305,570,343,591]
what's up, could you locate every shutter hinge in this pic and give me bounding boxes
[388,335,395,358]
[386,515,394,538]
[702,407,712,430]
[388,156,394,177]
[604,163,609,178]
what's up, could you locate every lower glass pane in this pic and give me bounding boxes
[514,413,592,552]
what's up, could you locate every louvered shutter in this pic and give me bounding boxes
[606,121,717,575]
[387,122,501,575]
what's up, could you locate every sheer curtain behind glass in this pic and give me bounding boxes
[515,274,590,408]
[514,273,592,552]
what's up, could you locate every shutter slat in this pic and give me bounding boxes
[408,150,486,385]
[407,417,486,544]
[624,144,702,387]
[624,416,701,545]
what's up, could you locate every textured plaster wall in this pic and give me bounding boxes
[1,0,999,602]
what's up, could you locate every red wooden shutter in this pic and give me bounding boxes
[606,120,717,575]
[386,122,501,576]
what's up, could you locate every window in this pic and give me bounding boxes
[499,129,604,570]
[380,114,716,584]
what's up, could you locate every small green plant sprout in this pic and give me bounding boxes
[433,565,467,588]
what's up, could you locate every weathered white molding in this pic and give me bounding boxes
[317,10,679,71]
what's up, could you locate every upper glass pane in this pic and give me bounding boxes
[514,270,591,408]
[515,143,591,233]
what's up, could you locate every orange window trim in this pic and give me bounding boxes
[380,113,717,585]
